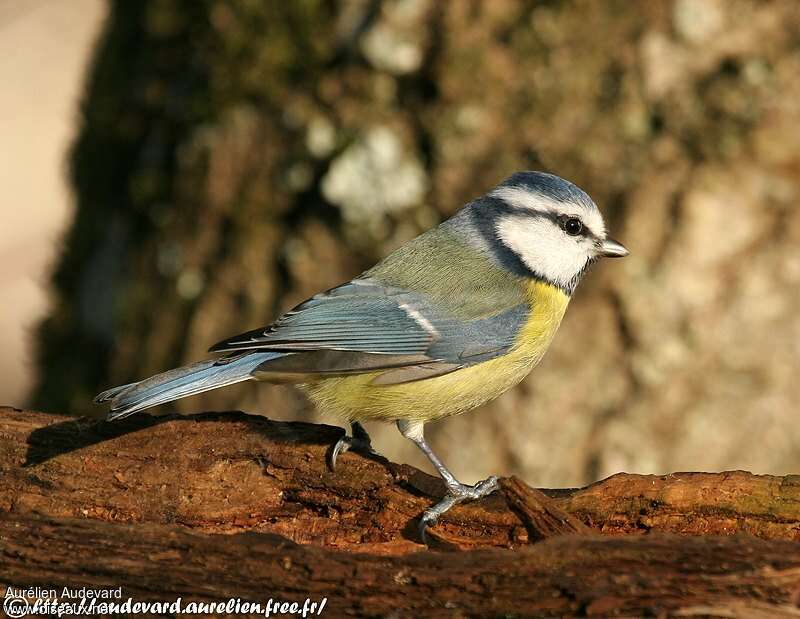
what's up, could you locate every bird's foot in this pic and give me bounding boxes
[418,475,499,543]
[327,422,377,471]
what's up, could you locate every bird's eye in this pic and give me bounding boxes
[561,216,583,236]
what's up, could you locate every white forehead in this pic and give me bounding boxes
[490,185,606,238]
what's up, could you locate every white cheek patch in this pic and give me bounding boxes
[495,214,592,289]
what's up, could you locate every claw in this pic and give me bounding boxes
[327,435,350,471]
[417,476,500,544]
[418,512,437,545]
[327,422,376,472]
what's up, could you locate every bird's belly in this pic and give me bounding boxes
[301,281,570,423]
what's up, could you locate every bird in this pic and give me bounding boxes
[95,170,628,541]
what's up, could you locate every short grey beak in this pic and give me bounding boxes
[599,237,629,258]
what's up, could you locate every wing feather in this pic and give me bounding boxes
[208,278,530,383]
[210,280,436,355]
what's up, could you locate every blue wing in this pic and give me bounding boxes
[210,278,529,383]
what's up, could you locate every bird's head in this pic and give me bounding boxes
[465,171,628,295]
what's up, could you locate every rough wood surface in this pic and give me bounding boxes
[4,407,800,549]
[4,512,800,618]
[3,407,800,616]
[499,476,591,541]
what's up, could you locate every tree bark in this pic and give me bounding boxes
[3,407,800,616]
[4,513,800,618]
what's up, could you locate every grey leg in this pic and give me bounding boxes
[397,419,499,543]
[328,422,376,471]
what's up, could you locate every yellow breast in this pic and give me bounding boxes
[301,280,570,423]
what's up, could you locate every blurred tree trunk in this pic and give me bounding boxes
[33,0,800,487]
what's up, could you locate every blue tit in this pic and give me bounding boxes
[96,170,628,539]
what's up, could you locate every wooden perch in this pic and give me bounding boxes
[3,406,800,616]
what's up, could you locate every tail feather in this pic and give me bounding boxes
[94,381,138,403]
[97,352,280,421]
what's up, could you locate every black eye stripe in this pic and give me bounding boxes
[498,205,598,240]
[470,197,599,246]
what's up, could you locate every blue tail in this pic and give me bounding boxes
[95,352,280,421]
